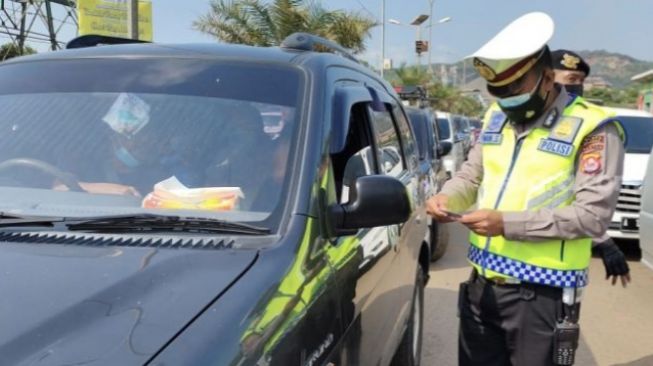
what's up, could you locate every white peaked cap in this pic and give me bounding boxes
[467,12,555,87]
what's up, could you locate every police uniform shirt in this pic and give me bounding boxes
[440,87,624,241]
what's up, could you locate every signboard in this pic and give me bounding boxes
[77,0,153,41]
[415,40,429,54]
[383,58,393,70]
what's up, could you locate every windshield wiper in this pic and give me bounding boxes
[0,212,64,228]
[66,214,271,235]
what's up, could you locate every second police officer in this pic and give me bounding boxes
[551,49,631,287]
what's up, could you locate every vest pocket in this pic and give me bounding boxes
[560,240,566,261]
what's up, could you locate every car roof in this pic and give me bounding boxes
[3,40,396,98]
[3,41,377,75]
[3,42,302,64]
[607,107,653,118]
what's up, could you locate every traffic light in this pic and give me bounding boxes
[415,40,429,54]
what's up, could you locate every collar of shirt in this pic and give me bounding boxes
[511,86,570,138]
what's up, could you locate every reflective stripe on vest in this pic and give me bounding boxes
[469,96,625,288]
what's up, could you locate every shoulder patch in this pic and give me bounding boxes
[580,152,602,175]
[549,116,583,144]
[538,138,574,157]
[485,111,507,133]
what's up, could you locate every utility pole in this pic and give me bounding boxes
[381,0,386,77]
[129,0,139,40]
[428,0,434,74]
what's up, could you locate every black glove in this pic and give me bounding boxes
[595,240,629,279]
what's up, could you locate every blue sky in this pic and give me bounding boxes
[12,1,652,68]
[150,0,653,68]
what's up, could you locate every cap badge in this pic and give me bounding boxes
[473,58,496,81]
[561,54,581,70]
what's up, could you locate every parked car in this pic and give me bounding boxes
[605,108,653,244]
[435,111,467,178]
[405,106,452,261]
[640,143,653,270]
[0,33,430,366]
[453,115,472,156]
[468,117,483,145]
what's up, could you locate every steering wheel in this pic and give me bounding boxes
[0,158,84,192]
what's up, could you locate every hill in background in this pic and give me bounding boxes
[392,50,653,89]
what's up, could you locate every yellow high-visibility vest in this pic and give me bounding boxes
[469,96,624,288]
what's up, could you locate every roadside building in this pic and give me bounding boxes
[631,69,653,113]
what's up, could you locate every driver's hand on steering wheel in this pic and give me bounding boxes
[54,182,141,197]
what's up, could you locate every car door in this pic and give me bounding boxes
[324,83,401,366]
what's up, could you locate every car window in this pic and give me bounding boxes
[406,109,429,161]
[437,117,451,140]
[369,105,404,177]
[615,116,653,154]
[393,106,418,171]
[336,103,377,204]
[0,58,303,231]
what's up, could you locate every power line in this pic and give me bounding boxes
[354,0,378,21]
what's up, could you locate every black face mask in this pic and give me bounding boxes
[563,83,584,97]
[497,74,550,124]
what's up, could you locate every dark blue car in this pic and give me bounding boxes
[0,34,431,366]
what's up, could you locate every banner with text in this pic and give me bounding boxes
[78,0,153,41]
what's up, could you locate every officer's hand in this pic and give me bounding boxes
[596,239,631,288]
[459,209,504,237]
[426,194,454,223]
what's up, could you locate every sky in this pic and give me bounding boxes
[149,0,653,69]
[7,1,653,69]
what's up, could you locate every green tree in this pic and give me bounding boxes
[194,0,377,54]
[392,63,430,86]
[585,86,639,108]
[0,43,36,61]
[390,64,484,116]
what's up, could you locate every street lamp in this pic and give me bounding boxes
[381,0,386,77]
[388,14,429,66]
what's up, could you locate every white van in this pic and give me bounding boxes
[640,146,653,269]
[606,108,653,243]
[435,111,466,178]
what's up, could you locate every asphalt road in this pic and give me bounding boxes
[422,223,653,366]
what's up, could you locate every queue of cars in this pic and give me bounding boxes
[0,33,434,366]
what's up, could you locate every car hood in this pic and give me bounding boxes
[0,239,257,365]
[623,153,649,183]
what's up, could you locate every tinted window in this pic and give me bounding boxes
[0,59,303,231]
[470,119,483,129]
[394,107,418,170]
[406,110,429,160]
[437,118,451,140]
[370,106,404,177]
[616,116,653,153]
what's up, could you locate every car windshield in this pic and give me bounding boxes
[616,116,653,154]
[437,118,451,140]
[0,58,303,231]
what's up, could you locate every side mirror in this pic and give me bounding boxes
[330,175,411,236]
[439,141,453,157]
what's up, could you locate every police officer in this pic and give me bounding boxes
[426,12,625,366]
[551,50,590,96]
[552,49,631,287]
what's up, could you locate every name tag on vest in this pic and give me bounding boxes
[480,133,503,145]
[549,116,583,144]
[485,111,507,133]
[538,138,574,157]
